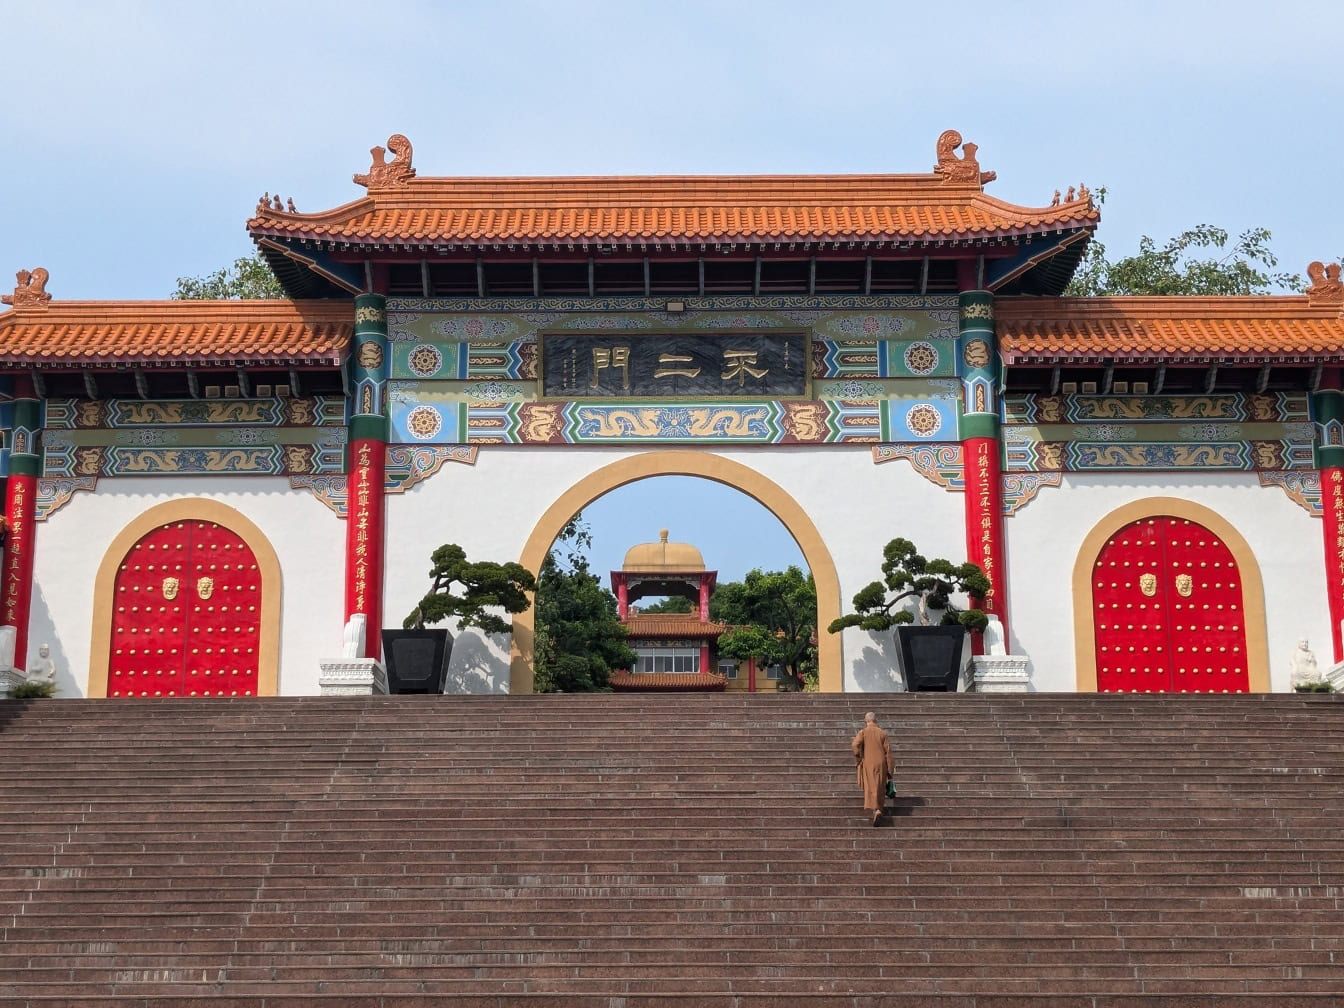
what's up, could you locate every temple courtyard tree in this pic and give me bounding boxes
[638,596,693,614]
[711,566,817,691]
[403,543,535,634]
[1067,224,1301,297]
[533,515,636,693]
[173,252,284,299]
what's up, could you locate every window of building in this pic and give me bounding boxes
[717,660,738,680]
[634,648,700,674]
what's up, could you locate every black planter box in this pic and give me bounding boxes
[895,625,967,692]
[381,628,454,695]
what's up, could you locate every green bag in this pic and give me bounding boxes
[885,780,896,799]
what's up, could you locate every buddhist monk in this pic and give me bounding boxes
[851,711,895,826]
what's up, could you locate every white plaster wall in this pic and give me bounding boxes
[36,460,1317,699]
[1006,472,1329,693]
[31,477,343,697]
[384,445,969,694]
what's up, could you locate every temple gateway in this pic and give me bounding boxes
[2,129,1341,697]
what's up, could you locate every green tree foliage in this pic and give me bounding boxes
[533,515,637,693]
[1067,225,1301,297]
[172,252,284,300]
[638,595,694,614]
[403,543,535,634]
[711,566,817,690]
[7,679,56,699]
[828,538,990,635]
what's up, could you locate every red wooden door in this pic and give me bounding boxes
[1092,516,1249,693]
[108,520,262,698]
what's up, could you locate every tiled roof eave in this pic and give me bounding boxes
[256,222,1093,250]
[0,354,346,368]
[1003,349,1344,365]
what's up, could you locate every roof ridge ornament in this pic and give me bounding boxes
[934,130,996,187]
[1050,184,1091,207]
[1306,261,1344,307]
[354,134,416,190]
[1,268,51,312]
[255,193,298,216]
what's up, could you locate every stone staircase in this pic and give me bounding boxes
[0,692,1342,1006]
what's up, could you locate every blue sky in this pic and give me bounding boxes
[3,1,1341,584]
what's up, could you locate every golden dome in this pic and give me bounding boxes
[622,529,705,572]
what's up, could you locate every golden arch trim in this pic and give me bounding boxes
[89,499,283,698]
[513,451,843,694]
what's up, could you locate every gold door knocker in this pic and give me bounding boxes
[196,576,215,600]
[1175,574,1193,598]
[1139,573,1157,597]
[162,577,180,600]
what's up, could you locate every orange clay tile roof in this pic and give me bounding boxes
[249,176,1098,248]
[608,671,728,692]
[0,301,352,366]
[623,614,728,638]
[997,296,1344,364]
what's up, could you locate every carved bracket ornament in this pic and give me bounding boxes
[1,267,51,311]
[1306,261,1344,307]
[933,130,996,187]
[354,134,416,190]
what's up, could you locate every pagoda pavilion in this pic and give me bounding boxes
[1,129,1342,698]
[608,529,729,693]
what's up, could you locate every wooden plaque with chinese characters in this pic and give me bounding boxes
[107,521,262,697]
[541,333,808,398]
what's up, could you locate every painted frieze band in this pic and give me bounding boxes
[382,301,963,446]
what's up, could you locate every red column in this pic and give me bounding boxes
[345,439,386,661]
[3,474,37,664]
[963,436,1009,642]
[4,375,41,668]
[699,643,710,675]
[1320,467,1344,660]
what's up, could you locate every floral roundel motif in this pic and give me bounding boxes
[906,403,943,438]
[406,405,443,441]
[356,340,384,370]
[407,344,444,378]
[962,338,992,370]
[903,341,939,376]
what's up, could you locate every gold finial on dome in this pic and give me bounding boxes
[659,529,669,543]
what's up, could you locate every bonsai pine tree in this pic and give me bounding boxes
[404,543,536,633]
[827,537,991,635]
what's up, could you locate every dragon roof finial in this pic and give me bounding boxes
[1,268,51,311]
[933,130,996,187]
[354,133,416,190]
[1307,261,1344,307]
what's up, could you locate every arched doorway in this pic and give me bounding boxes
[513,451,842,694]
[1073,498,1269,693]
[89,499,282,698]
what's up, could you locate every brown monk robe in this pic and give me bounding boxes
[851,711,895,826]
